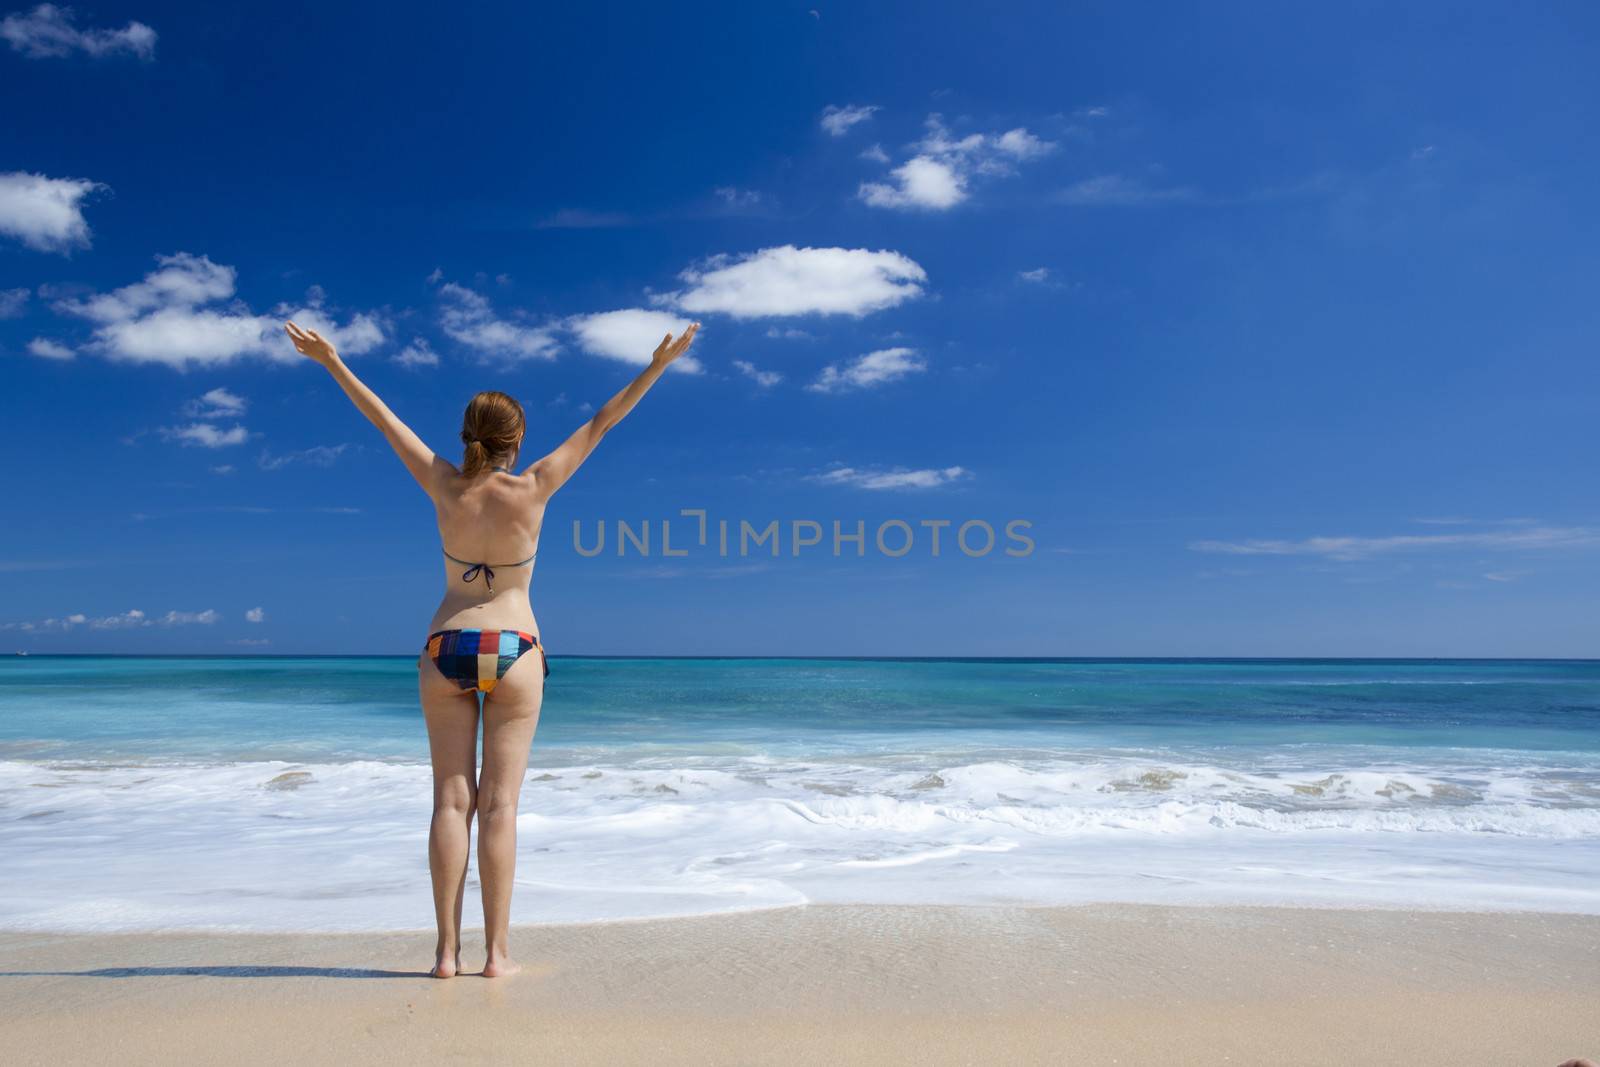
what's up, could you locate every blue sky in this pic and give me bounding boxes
[3,1,1599,656]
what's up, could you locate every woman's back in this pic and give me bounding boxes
[430,468,546,634]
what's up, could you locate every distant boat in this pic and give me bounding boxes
[14,651,27,656]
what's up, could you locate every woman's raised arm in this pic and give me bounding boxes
[284,321,444,492]
[529,323,699,498]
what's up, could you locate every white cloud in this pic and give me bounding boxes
[0,287,29,317]
[1057,174,1195,206]
[0,606,219,632]
[566,309,701,372]
[733,360,782,387]
[859,156,966,210]
[821,104,879,137]
[60,252,235,322]
[765,327,814,340]
[995,128,1054,160]
[91,307,278,366]
[52,253,381,368]
[0,171,102,252]
[858,115,1055,212]
[27,336,74,360]
[274,288,384,356]
[811,465,969,490]
[437,281,558,361]
[89,609,144,630]
[859,143,889,164]
[808,347,925,393]
[186,387,246,417]
[1,4,156,59]
[245,606,266,623]
[158,609,219,626]
[656,245,927,319]
[393,337,439,368]
[1017,267,1052,284]
[1189,525,1600,562]
[161,422,249,448]
[258,443,348,470]
[209,464,234,475]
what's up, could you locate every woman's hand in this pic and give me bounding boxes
[284,321,340,368]
[650,322,700,368]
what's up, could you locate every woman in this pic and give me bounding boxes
[284,319,699,978]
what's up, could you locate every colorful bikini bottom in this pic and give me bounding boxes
[425,628,548,695]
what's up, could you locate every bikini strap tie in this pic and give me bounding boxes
[460,562,495,593]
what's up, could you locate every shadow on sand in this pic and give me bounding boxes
[0,964,425,979]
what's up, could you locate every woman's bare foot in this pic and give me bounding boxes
[430,948,462,979]
[481,954,522,978]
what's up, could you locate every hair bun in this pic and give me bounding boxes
[460,390,525,477]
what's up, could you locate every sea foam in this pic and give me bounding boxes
[3,752,1598,932]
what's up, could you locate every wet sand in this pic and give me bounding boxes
[2,904,1596,1065]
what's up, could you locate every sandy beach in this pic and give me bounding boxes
[2,903,1595,1065]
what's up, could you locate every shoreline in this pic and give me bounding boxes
[10,893,1600,938]
[3,903,1596,1065]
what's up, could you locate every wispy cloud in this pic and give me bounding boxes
[0,171,103,253]
[160,422,249,448]
[655,245,927,319]
[1056,174,1197,206]
[436,281,558,361]
[392,337,439,368]
[820,104,879,137]
[811,465,969,490]
[858,114,1056,211]
[1482,570,1529,583]
[184,387,247,418]
[712,186,763,211]
[807,347,925,393]
[1,606,218,632]
[258,444,349,470]
[1411,516,1539,527]
[245,606,266,623]
[26,336,73,360]
[1,4,156,60]
[0,287,29,317]
[1190,524,1600,562]
[732,359,782,387]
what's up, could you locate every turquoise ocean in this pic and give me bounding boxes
[2,656,1598,931]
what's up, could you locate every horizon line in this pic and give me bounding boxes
[5,653,1599,664]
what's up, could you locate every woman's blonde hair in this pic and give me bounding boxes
[460,390,525,477]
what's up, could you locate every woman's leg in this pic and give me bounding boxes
[419,654,481,978]
[476,651,545,977]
